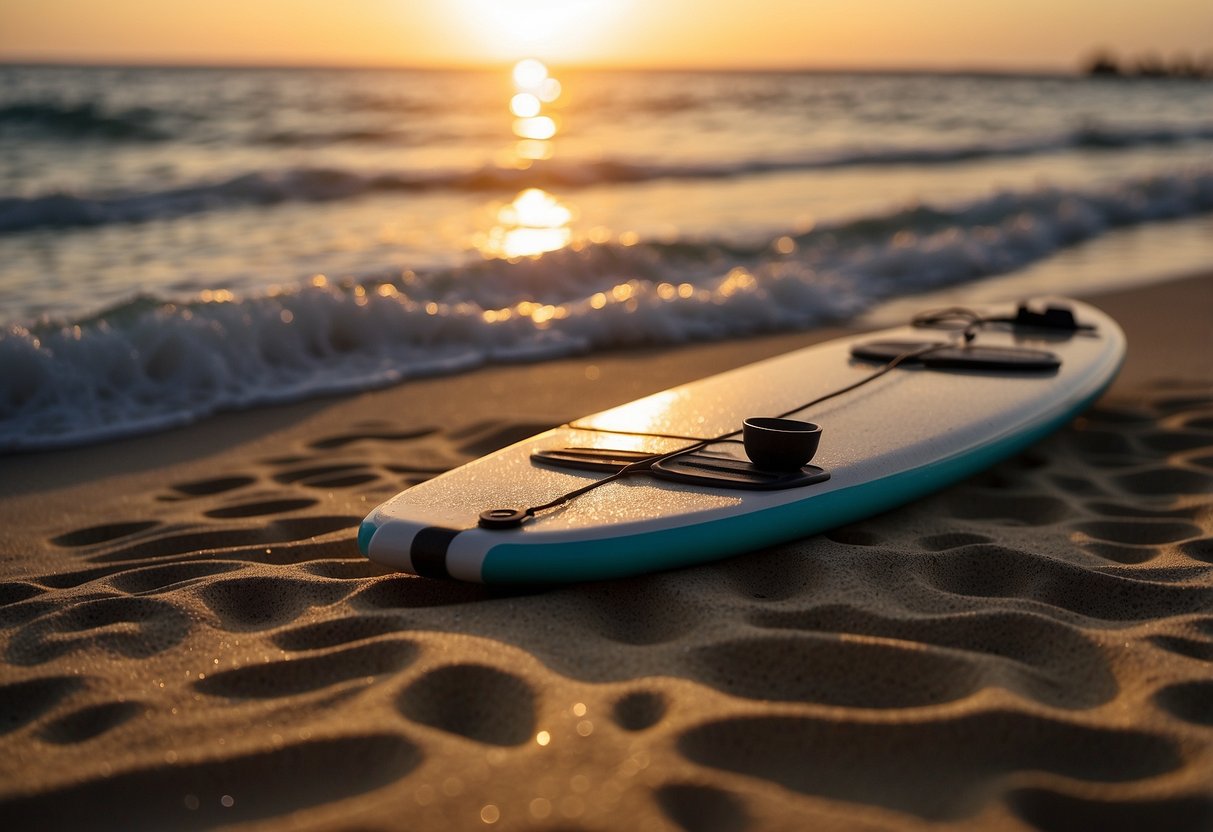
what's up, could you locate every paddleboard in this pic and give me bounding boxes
[359,298,1124,584]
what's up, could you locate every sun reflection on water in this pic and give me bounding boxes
[513,115,557,141]
[510,58,562,148]
[514,138,553,161]
[510,92,541,118]
[475,59,578,259]
[478,187,574,259]
[512,58,548,89]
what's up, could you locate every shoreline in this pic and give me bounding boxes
[2,267,1209,499]
[0,269,1210,829]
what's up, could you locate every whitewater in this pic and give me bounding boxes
[1,65,1211,450]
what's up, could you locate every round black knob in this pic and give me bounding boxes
[478,507,528,529]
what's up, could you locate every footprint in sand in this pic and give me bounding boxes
[194,575,352,631]
[0,735,422,828]
[656,783,749,832]
[169,476,256,497]
[0,675,86,734]
[6,596,190,665]
[37,700,142,744]
[51,521,162,547]
[1008,787,1213,832]
[748,605,1115,709]
[195,639,418,698]
[677,711,1182,822]
[611,689,668,732]
[396,663,536,746]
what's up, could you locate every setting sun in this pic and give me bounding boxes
[2,1,1211,69]
[455,0,627,61]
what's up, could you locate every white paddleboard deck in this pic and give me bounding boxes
[359,298,1124,584]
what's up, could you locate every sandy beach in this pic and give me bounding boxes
[1,272,1211,830]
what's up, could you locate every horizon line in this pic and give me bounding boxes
[0,54,1087,77]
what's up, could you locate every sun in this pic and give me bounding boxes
[455,0,626,61]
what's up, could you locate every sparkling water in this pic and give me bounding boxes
[1,64,1210,449]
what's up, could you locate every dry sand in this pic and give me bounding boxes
[0,274,1211,830]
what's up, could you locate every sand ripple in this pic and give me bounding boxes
[1,385,1211,828]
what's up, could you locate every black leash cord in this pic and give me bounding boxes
[512,338,953,523]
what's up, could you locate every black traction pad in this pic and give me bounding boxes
[532,447,659,472]
[851,340,1061,371]
[650,454,830,491]
[532,447,831,491]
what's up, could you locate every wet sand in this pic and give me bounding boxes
[1,273,1211,830]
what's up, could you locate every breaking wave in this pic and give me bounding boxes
[2,169,1211,451]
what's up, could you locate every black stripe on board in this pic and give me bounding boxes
[411,526,460,580]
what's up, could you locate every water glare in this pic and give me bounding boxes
[513,116,557,140]
[474,60,574,258]
[510,59,561,146]
[478,188,574,259]
[510,92,541,118]
[512,58,548,90]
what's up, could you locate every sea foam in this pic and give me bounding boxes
[2,169,1211,451]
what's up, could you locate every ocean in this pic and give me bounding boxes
[1,64,1210,451]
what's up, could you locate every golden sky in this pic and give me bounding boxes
[1,0,1209,70]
